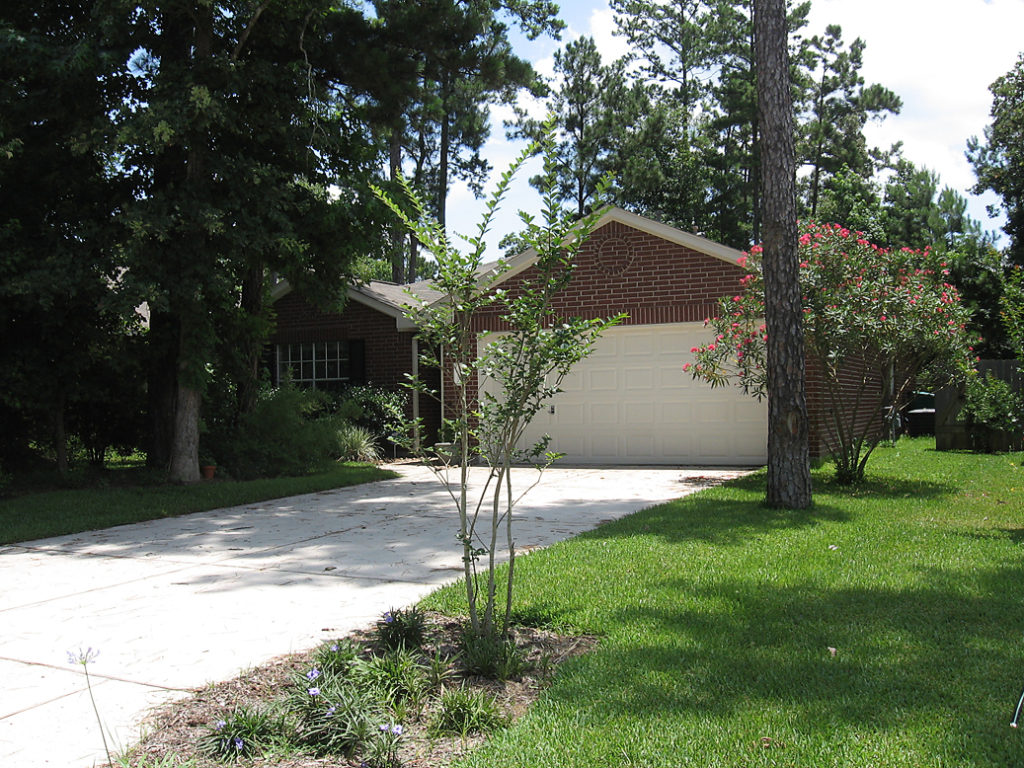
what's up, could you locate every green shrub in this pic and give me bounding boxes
[363,723,404,768]
[374,606,427,652]
[427,686,507,738]
[322,385,408,443]
[199,707,287,760]
[313,638,362,679]
[358,647,429,708]
[961,371,1024,451]
[206,385,340,479]
[291,682,379,756]
[459,629,525,681]
[335,423,382,462]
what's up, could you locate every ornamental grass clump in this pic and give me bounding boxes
[375,605,428,651]
[199,707,287,760]
[688,222,976,483]
[428,686,508,738]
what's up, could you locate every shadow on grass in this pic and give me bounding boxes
[574,474,850,547]
[541,561,1023,765]
[813,473,959,499]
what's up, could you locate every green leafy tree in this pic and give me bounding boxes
[968,52,1024,266]
[373,0,560,283]
[111,1,379,482]
[816,163,886,239]
[1002,266,1024,360]
[798,24,901,217]
[687,223,975,483]
[374,133,622,640]
[510,36,659,217]
[0,1,137,473]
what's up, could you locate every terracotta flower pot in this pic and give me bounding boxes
[200,465,216,480]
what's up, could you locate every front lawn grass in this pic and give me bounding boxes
[424,439,1024,767]
[0,462,396,545]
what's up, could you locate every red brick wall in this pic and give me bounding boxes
[270,291,442,444]
[805,351,885,461]
[271,292,414,388]
[471,221,745,331]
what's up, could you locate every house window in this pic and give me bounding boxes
[276,340,365,390]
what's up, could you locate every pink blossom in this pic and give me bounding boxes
[737,255,749,267]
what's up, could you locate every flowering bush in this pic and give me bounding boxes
[688,222,976,482]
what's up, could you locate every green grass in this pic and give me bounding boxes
[0,462,396,545]
[423,439,1024,767]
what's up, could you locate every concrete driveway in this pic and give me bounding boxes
[0,462,749,767]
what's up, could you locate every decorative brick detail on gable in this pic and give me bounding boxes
[470,220,744,331]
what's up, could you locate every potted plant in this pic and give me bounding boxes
[198,452,217,480]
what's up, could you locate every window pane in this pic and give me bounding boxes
[327,360,338,379]
[301,343,313,361]
[301,361,313,380]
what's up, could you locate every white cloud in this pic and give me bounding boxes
[806,0,1024,230]
[447,0,1024,251]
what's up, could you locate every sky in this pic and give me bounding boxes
[444,0,1024,254]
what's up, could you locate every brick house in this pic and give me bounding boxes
[270,207,878,465]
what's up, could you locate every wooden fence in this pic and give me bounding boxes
[936,359,1023,451]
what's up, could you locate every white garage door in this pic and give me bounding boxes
[479,323,767,465]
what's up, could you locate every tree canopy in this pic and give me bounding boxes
[969,52,1024,267]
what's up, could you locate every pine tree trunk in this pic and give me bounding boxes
[754,0,812,509]
[389,130,406,283]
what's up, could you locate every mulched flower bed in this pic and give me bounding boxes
[116,613,596,768]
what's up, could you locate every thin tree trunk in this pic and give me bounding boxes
[238,259,265,416]
[754,0,812,508]
[437,106,450,230]
[53,393,68,476]
[389,130,406,284]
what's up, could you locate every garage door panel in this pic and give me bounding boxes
[624,334,655,356]
[588,402,618,425]
[479,323,766,465]
[624,401,655,423]
[662,432,694,455]
[589,434,620,457]
[693,401,731,424]
[556,402,586,423]
[735,399,768,423]
[661,401,692,422]
[658,366,689,389]
[588,369,618,390]
[624,368,653,389]
[560,371,585,392]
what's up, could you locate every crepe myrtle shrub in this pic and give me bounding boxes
[372,127,624,643]
[687,222,976,483]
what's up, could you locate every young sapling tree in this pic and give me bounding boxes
[373,131,622,640]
